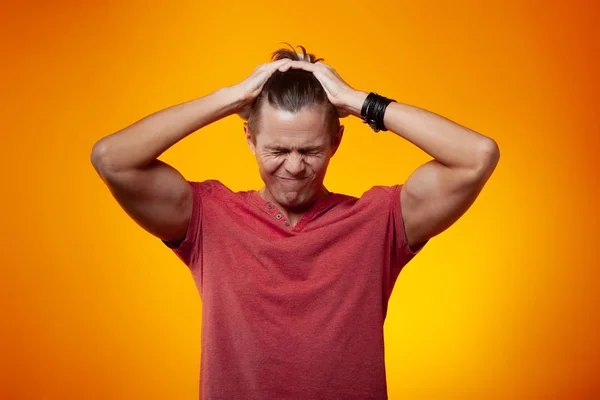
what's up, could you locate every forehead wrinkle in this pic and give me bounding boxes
[256,104,332,150]
[261,104,328,133]
[265,145,324,152]
[260,128,328,148]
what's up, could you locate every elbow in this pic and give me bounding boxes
[482,138,500,164]
[473,138,500,178]
[90,139,114,175]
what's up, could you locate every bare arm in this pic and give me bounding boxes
[90,58,293,242]
[345,91,500,248]
[379,99,500,248]
[279,60,500,249]
[90,88,244,242]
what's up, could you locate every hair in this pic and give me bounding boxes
[247,43,340,144]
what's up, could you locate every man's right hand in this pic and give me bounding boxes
[91,75,273,245]
[90,58,293,245]
[230,58,293,121]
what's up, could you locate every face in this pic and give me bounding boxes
[244,103,343,211]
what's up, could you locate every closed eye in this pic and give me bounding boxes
[301,151,322,157]
[266,147,323,156]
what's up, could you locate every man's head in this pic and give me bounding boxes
[244,44,344,211]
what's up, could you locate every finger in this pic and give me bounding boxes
[287,60,318,72]
[271,58,291,66]
[257,59,288,73]
[278,61,293,72]
[271,58,291,69]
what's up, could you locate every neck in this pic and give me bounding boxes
[259,186,330,225]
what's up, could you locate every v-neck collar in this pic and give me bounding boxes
[246,189,341,232]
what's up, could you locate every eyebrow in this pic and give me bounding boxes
[265,145,324,152]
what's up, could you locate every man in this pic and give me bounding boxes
[91,44,499,399]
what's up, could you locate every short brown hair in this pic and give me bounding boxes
[247,43,340,143]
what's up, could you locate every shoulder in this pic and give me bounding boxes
[322,185,403,220]
[188,179,233,197]
[358,184,403,205]
[187,180,257,210]
[323,185,404,212]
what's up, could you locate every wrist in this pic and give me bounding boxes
[345,90,369,118]
[217,86,249,117]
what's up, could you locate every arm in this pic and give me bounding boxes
[282,60,500,249]
[380,99,500,248]
[90,88,243,242]
[345,91,499,248]
[90,59,293,242]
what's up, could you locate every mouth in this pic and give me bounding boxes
[277,176,309,181]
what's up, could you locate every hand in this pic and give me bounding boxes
[281,60,367,118]
[230,59,292,120]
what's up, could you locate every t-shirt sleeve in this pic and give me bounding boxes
[161,180,214,269]
[363,184,428,303]
[371,184,428,273]
[392,184,428,258]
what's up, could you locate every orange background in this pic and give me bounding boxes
[1,0,598,399]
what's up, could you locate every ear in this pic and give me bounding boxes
[330,125,344,157]
[244,122,256,156]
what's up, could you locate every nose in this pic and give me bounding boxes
[284,153,306,177]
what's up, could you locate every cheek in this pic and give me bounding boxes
[309,157,328,172]
[259,156,282,175]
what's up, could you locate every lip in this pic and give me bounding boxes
[277,176,309,181]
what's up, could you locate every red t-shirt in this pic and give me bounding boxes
[164,180,426,400]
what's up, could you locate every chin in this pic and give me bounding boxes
[277,194,305,206]
[277,190,314,208]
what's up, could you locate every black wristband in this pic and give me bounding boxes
[360,92,396,132]
[373,99,385,130]
[376,97,393,132]
[360,92,378,119]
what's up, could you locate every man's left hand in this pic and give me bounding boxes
[280,60,367,118]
